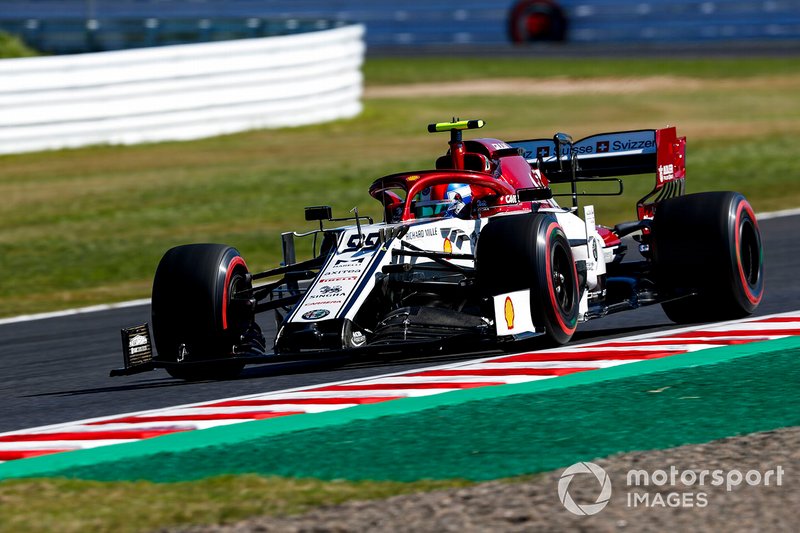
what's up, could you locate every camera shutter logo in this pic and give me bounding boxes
[558,462,612,515]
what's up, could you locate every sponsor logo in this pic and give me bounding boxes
[334,257,365,266]
[307,294,344,302]
[351,330,366,346]
[122,326,152,360]
[129,334,148,348]
[559,462,612,516]
[319,285,343,294]
[658,163,675,183]
[612,139,655,151]
[405,227,441,240]
[319,276,359,283]
[443,238,452,254]
[491,141,511,150]
[301,309,330,320]
[536,146,550,158]
[596,140,610,153]
[130,347,150,356]
[500,194,518,204]
[504,296,514,330]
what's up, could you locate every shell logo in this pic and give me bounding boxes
[504,296,515,330]
[443,238,452,254]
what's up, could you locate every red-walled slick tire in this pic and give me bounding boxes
[151,244,251,380]
[477,213,579,345]
[652,191,764,324]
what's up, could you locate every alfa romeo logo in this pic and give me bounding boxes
[558,462,612,516]
[301,309,330,320]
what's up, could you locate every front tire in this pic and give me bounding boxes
[652,191,764,323]
[477,213,579,345]
[151,244,252,380]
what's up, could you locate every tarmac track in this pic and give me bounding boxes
[0,213,797,435]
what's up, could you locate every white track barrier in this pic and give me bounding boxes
[0,25,365,154]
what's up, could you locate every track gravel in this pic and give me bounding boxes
[173,425,798,532]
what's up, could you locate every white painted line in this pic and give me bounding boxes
[316,375,549,385]
[547,345,687,352]
[240,390,410,400]
[0,298,150,326]
[55,421,241,432]
[144,405,351,416]
[558,344,725,352]
[455,361,635,370]
[693,321,800,332]
[756,207,800,220]
[0,440,133,451]
[666,334,789,341]
[32,423,201,433]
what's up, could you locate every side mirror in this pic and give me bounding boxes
[304,205,332,222]
[553,132,572,146]
[517,188,554,202]
[553,132,573,152]
[553,132,573,170]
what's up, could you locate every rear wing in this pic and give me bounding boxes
[509,127,686,219]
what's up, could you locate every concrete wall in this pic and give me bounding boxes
[0,24,365,154]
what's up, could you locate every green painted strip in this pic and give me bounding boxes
[1,335,799,481]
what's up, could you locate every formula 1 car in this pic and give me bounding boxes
[112,120,764,380]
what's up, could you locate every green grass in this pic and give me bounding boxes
[0,475,468,533]
[0,31,39,58]
[1,57,799,317]
[364,56,800,84]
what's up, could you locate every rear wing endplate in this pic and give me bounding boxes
[509,127,686,219]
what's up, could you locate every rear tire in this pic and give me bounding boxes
[151,244,251,380]
[477,213,579,345]
[652,191,764,324]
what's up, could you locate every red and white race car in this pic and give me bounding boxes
[114,120,764,380]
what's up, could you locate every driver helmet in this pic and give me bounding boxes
[413,183,472,218]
